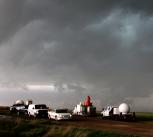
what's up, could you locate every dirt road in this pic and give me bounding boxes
[61,116,153,137]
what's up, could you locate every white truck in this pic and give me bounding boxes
[73,96,96,116]
[101,103,135,121]
[48,109,72,120]
[73,104,86,116]
[28,104,48,118]
[10,99,33,116]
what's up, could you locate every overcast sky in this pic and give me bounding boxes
[0,0,153,111]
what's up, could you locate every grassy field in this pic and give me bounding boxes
[0,106,10,115]
[135,112,153,121]
[0,118,139,137]
[0,106,153,137]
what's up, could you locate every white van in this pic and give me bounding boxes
[28,104,48,118]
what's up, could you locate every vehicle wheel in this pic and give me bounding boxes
[17,111,20,116]
[33,114,37,118]
[55,115,58,121]
[28,112,31,118]
[48,115,51,120]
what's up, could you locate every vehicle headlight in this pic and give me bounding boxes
[35,111,39,114]
[59,115,62,117]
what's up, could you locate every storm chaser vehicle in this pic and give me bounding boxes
[28,104,48,118]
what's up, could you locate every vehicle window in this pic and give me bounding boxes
[35,105,47,109]
[55,109,68,113]
[108,106,112,111]
[13,104,24,107]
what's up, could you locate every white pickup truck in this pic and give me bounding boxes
[28,104,48,118]
[101,103,135,121]
[48,109,72,120]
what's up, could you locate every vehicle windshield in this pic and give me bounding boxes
[55,109,68,113]
[35,105,47,109]
[13,104,24,106]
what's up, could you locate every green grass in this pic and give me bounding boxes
[1,107,153,137]
[87,129,139,137]
[136,112,153,122]
[0,118,50,137]
[135,112,153,124]
[44,126,139,137]
[0,106,10,115]
[0,118,140,137]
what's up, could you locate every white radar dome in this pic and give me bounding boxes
[119,103,130,114]
[15,100,24,105]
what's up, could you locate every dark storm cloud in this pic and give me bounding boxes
[0,0,25,42]
[0,0,153,111]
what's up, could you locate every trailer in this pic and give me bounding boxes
[101,103,135,121]
[73,96,96,116]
